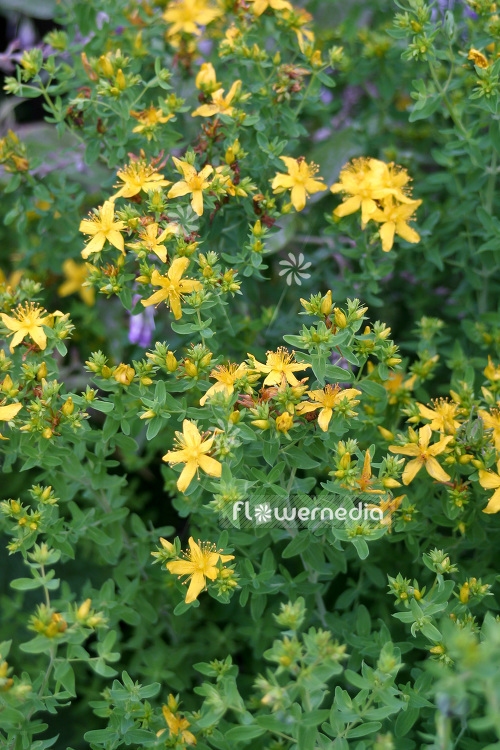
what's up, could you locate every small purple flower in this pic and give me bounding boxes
[435,0,477,17]
[129,294,155,347]
[96,12,110,29]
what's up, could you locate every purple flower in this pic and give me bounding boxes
[129,295,155,347]
[435,0,477,17]
[96,12,110,29]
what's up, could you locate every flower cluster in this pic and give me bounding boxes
[332,158,422,252]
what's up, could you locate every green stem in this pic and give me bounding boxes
[428,61,468,140]
[197,309,206,346]
[266,287,287,332]
[295,72,316,118]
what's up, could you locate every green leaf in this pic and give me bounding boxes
[54,661,76,696]
[225,725,266,742]
[395,707,419,738]
[346,721,382,738]
[11,577,44,591]
[282,533,311,558]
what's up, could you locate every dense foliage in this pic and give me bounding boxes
[1,0,500,748]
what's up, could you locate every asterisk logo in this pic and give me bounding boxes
[168,205,199,235]
[254,503,272,524]
[278,252,312,286]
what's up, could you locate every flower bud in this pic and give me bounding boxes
[251,419,270,430]
[113,363,135,385]
[184,361,198,378]
[321,290,333,316]
[459,582,470,604]
[166,352,178,372]
[377,426,394,441]
[98,55,114,78]
[334,308,347,328]
[160,537,174,553]
[77,598,92,619]
[62,397,74,416]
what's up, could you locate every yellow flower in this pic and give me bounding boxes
[282,8,315,53]
[0,268,23,291]
[130,106,174,140]
[331,158,415,225]
[166,536,233,603]
[163,0,221,36]
[200,363,247,405]
[484,356,500,382]
[195,62,220,92]
[0,401,23,440]
[111,160,171,200]
[79,201,126,258]
[163,419,222,492]
[389,425,453,485]
[296,384,362,431]
[468,48,489,68]
[192,80,241,118]
[220,24,241,52]
[168,158,213,216]
[248,0,292,16]
[249,347,310,386]
[113,363,135,385]
[276,411,294,433]
[159,704,196,745]
[127,222,179,263]
[479,459,500,514]
[383,371,417,405]
[214,166,249,197]
[417,399,461,435]
[366,494,404,531]
[271,156,326,211]
[353,450,385,494]
[478,408,500,450]
[141,257,201,319]
[370,198,422,253]
[1,303,53,352]
[58,259,95,306]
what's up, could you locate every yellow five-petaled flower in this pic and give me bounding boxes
[370,198,422,253]
[417,399,461,435]
[200,363,248,406]
[168,158,213,217]
[141,257,201,319]
[111,160,171,200]
[130,106,174,140]
[192,80,241,118]
[58,259,95,306]
[163,0,221,36]
[166,536,234,603]
[249,347,310,386]
[272,156,326,212]
[296,384,362,431]
[1,302,53,352]
[79,201,126,258]
[127,222,179,263]
[162,419,222,492]
[389,425,452,485]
